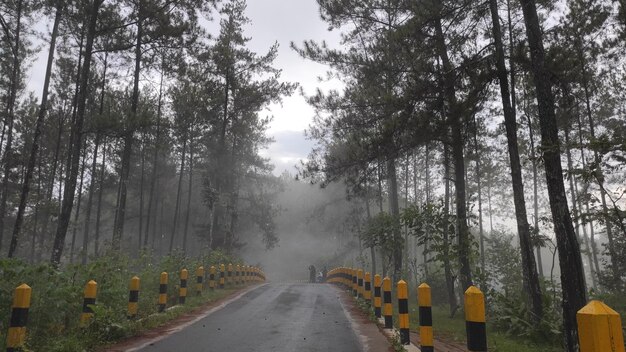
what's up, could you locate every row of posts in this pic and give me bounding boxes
[5,264,266,352]
[326,267,625,352]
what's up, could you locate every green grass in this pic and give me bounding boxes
[407,305,562,352]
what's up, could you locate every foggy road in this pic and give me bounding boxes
[134,283,364,352]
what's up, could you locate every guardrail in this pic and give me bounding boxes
[325,266,625,352]
[4,263,266,351]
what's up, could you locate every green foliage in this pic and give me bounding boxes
[0,249,239,351]
[361,211,402,266]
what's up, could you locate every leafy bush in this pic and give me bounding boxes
[0,249,240,351]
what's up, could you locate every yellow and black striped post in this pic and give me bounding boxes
[179,269,188,304]
[236,265,241,285]
[158,272,168,312]
[219,264,225,289]
[227,264,233,286]
[80,280,97,326]
[357,269,364,298]
[128,276,140,319]
[383,276,393,329]
[577,300,625,352]
[418,283,433,352]
[196,266,204,295]
[352,268,358,296]
[244,265,249,283]
[6,284,31,352]
[364,272,372,302]
[374,274,382,318]
[209,265,216,290]
[465,286,487,351]
[397,280,410,345]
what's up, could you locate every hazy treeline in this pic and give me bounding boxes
[296,0,626,350]
[0,0,294,264]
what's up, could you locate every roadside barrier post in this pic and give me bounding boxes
[6,284,31,351]
[158,272,168,312]
[209,266,216,290]
[179,269,188,304]
[465,286,487,351]
[80,280,98,326]
[243,265,248,284]
[357,269,364,298]
[236,265,241,285]
[364,272,372,302]
[196,267,204,295]
[577,300,625,352]
[418,283,434,352]
[374,274,382,318]
[227,264,233,286]
[383,277,393,329]
[220,264,225,289]
[397,280,410,345]
[128,276,140,319]
[352,268,358,296]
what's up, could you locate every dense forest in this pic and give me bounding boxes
[1,0,626,351]
[293,0,626,351]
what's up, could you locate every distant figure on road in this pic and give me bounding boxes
[322,267,327,282]
[308,265,316,283]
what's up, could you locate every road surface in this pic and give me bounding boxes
[135,283,369,352]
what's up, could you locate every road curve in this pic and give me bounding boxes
[135,283,365,352]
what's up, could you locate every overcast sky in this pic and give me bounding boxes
[244,0,341,175]
[25,0,342,176]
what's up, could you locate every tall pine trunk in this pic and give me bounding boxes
[51,0,102,265]
[518,0,588,348]
[434,13,472,290]
[9,1,62,257]
[182,144,193,253]
[442,143,457,317]
[488,0,543,322]
[169,135,187,253]
[0,0,23,254]
[69,150,87,263]
[387,158,402,283]
[112,2,142,249]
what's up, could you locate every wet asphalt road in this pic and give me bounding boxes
[136,283,362,352]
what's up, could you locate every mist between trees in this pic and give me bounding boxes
[1,0,626,351]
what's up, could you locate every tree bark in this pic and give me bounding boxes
[442,143,457,317]
[9,1,62,257]
[94,140,107,257]
[472,115,485,275]
[112,1,142,249]
[51,0,102,265]
[144,66,164,248]
[517,0,588,348]
[386,158,402,283]
[169,134,187,253]
[182,143,193,253]
[488,0,543,322]
[69,150,87,263]
[0,0,23,254]
[433,13,472,291]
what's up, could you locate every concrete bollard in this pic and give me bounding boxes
[179,269,188,304]
[364,272,372,302]
[219,264,225,289]
[577,300,625,352]
[158,272,168,312]
[352,269,358,297]
[80,280,98,326]
[209,266,216,290]
[128,276,140,319]
[196,266,204,295]
[236,265,241,285]
[383,277,393,329]
[227,264,233,286]
[418,283,434,352]
[374,274,382,318]
[6,284,31,352]
[397,280,410,345]
[465,286,487,351]
[357,269,364,298]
